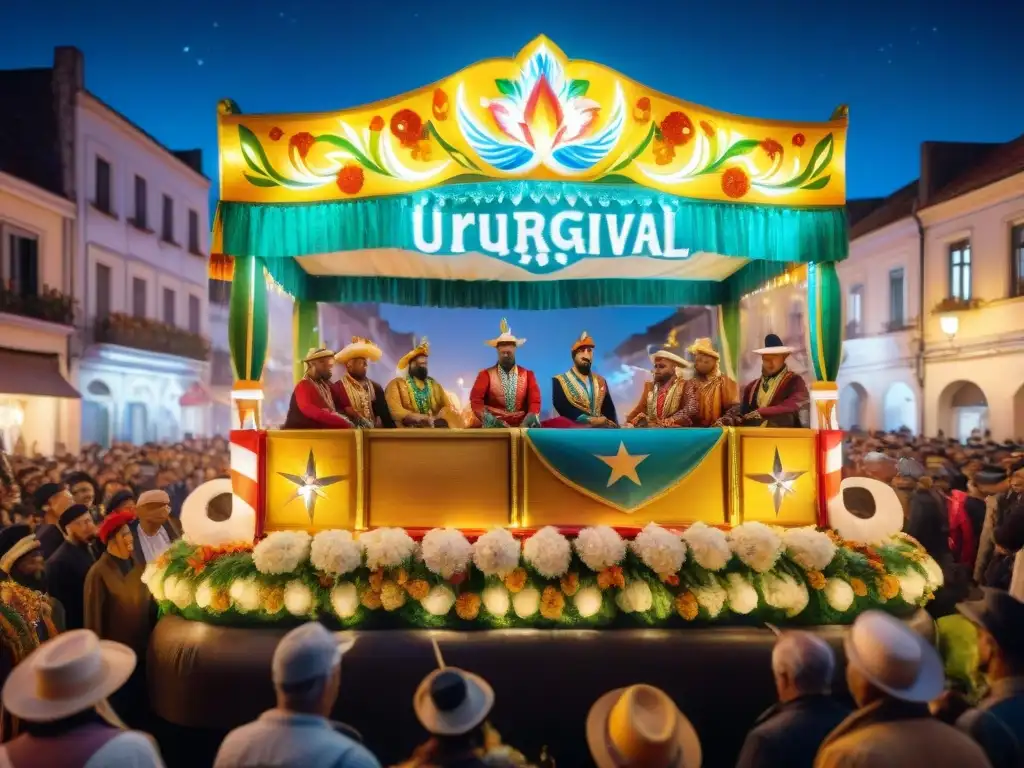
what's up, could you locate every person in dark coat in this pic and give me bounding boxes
[45,504,99,630]
[956,589,1024,768]
[550,332,619,428]
[32,483,74,559]
[735,631,850,768]
[975,463,1024,583]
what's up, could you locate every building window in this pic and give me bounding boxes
[132,277,147,318]
[163,287,175,325]
[208,279,230,305]
[847,284,863,337]
[949,240,972,301]
[888,268,905,328]
[188,294,201,334]
[133,176,147,229]
[3,227,40,297]
[161,195,175,244]
[1012,224,1024,298]
[188,210,201,254]
[95,157,112,215]
[95,263,111,319]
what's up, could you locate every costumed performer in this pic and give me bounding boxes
[551,332,618,428]
[0,525,64,635]
[719,334,809,428]
[333,337,395,428]
[384,338,459,428]
[686,337,740,427]
[624,348,699,428]
[283,348,353,430]
[469,319,541,428]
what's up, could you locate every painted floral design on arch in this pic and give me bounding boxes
[457,45,626,175]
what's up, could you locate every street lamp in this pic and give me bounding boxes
[939,314,959,342]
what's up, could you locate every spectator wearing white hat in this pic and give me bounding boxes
[0,629,163,767]
[213,622,378,768]
[815,611,991,768]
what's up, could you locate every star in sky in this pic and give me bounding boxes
[595,442,649,487]
[278,449,346,523]
[745,447,806,517]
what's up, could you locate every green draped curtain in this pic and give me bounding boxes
[806,261,843,382]
[717,302,741,381]
[228,255,269,384]
[292,299,320,383]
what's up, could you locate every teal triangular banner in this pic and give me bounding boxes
[526,428,724,512]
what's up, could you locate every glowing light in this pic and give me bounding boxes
[939,314,959,339]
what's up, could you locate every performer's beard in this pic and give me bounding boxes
[409,364,429,381]
[575,359,592,375]
[499,357,516,372]
[12,569,47,592]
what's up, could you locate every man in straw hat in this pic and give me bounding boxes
[687,337,739,427]
[469,319,541,428]
[214,622,376,768]
[551,331,619,428]
[586,683,701,768]
[283,347,353,430]
[0,630,163,765]
[334,336,395,429]
[385,338,460,428]
[815,611,990,768]
[719,334,808,429]
[623,348,699,428]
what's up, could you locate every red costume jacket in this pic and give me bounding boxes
[469,365,542,426]
[723,369,809,428]
[283,378,352,429]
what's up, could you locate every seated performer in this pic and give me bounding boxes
[283,348,352,430]
[720,334,809,428]
[333,337,395,428]
[384,338,459,428]
[551,332,618,427]
[469,319,541,428]
[687,337,740,427]
[624,348,699,427]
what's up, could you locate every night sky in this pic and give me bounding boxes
[4,0,1023,392]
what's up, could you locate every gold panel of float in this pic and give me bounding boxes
[263,430,359,533]
[363,430,514,530]
[736,428,818,526]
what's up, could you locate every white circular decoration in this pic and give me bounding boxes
[827,477,903,544]
[181,478,256,546]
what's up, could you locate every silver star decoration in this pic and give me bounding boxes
[745,447,806,517]
[278,450,346,523]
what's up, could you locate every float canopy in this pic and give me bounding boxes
[213,36,848,309]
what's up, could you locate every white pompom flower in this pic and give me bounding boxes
[421,585,457,616]
[253,531,312,575]
[824,577,855,612]
[310,530,362,576]
[725,573,759,615]
[615,580,654,614]
[283,581,314,617]
[694,577,728,619]
[632,523,687,578]
[782,527,837,571]
[573,586,604,618]
[523,526,572,578]
[760,572,809,617]
[574,526,626,572]
[195,583,214,610]
[163,575,194,610]
[472,528,521,577]
[922,556,944,588]
[360,527,417,570]
[229,578,260,613]
[482,585,511,617]
[421,528,473,579]
[142,563,167,601]
[729,522,784,573]
[513,587,540,618]
[898,570,927,604]
[681,522,732,571]
[330,582,359,618]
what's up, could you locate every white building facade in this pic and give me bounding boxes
[838,138,1024,441]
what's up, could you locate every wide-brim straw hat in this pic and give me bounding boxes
[650,350,692,369]
[3,630,136,722]
[843,611,945,703]
[586,684,701,768]
[485,318,526,347]
[397,338,430,371]
[687,337,720,360]
[413,667,495,736]
[335,338,383,365]
[303,347,336,364]
[753,334,793,355]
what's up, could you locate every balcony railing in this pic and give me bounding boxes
[0,282,76,326]
[883,318,916,333]
[93,312,210,361]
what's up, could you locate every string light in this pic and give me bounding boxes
[262,267,295,300]
[739,267,807,302]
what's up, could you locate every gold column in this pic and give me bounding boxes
[727,427,741,527]
[354,429,366,530]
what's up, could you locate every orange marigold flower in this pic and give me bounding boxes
[289,131,316,159]
[806,570,826,590]
[504,567,528,594]
[209,589,231,614]
[675,591,699,621]
[760,138,784,161]
[652,138,675,166]
[721,167,750,199]
[269,127,284,141]
[456,592,481,621]
[404,579,430,601]
[336,165,364,195]
[878,575,900,601]
[395,568,409,586]
[659,111,694,146]
[368,570,383,593]
[369,115,385,132]
[540,586,565,620]
[850,578,868,597]
[560,572,580,597]
[380,580,406,611]
[432,88,449,121]
[410,140,433,162]
[597,566,625,591]
[261,586,285,615]
[633,96,652,123]
[361,589,383,610]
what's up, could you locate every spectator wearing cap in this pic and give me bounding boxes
[0,629,164,767]
[46,505,99,631]
[213,622,377,768]
[104,489,135,517]
[955,589,1024,768]
[896,458,953,571]
[975,464,1022,583]
[128,490,181,567]
[65,471,100,522]
[736,631,849,768]
[814,611,990,768]
[33,483,74,560]
[586,683,701,768]
[10,503,42,532]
